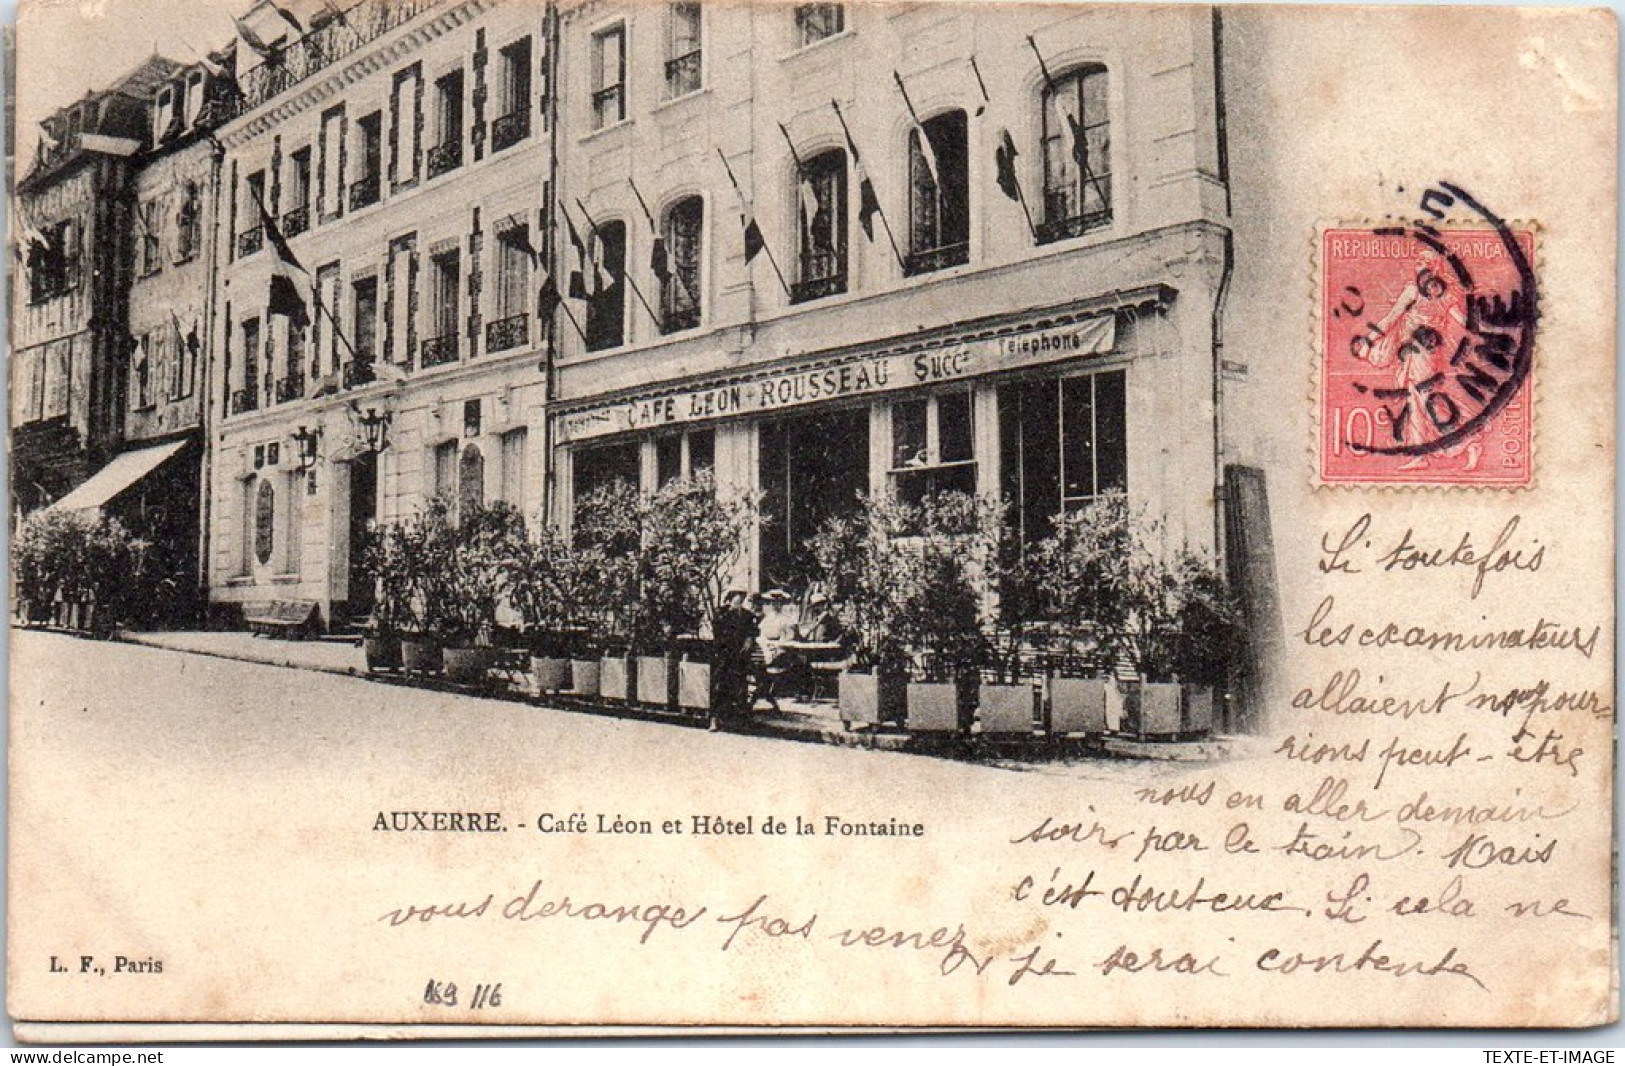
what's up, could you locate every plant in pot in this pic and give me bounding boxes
[358,520,411,671]
[1030,495,1135,736]
[1122,545,1246,738]
[635,470,757,716]
[505,519,579,694]
[391,501,455,675]
[809,494,913,729]
[433,501,526,684]
[571,482,642,702]
[891,490,997,735]
[978,498,1043,737]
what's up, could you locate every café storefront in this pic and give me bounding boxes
[552,286,1190,592]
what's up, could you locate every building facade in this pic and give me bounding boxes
[196,0,1247,626]
[207,0,555,627]
[549,2,1235,593]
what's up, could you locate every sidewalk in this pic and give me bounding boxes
[108,628,1240,762]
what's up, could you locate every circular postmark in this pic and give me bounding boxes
[1322,183,1537,483]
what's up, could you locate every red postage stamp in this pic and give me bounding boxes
[1319,219,1537,487]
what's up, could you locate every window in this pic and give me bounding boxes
[591,24,626,130]
[185,70,205,125]
[423,249,461,367]
[458,444,486,522]
[172,316,197,400]
[283,470,303,575]
[385,233,418,367]
[318,105,345,222]
[174,181,201,262]
[793,149,846,303]
[906,110,969,275]
[239,318,262,414]
[154,87,177,143]
[660,197,702,333]
[352,276,379,365]
[489,224,532,353]
[998,370,1126,545]
[285,146,312,236]
[665,4,702,99]
[390,64,423,190]
[1040,66,1112,243]
[281,320,307,402]
[494,38,532,151]
[132,334,154,410]
[572,442,640,522]
[584,220,626,351]
[351,111,382,210]
[794,4,844,47]
[239,171,266,257]
[499,427,528,506]
[428,70,464,179]
[313,264,340,379]
[890,389,976,506]
[26,219,78,302]
[655,427,714,487]
[433,440,458,502]
[137,201,162,276]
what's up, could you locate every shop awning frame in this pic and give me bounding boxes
[46,439,188,513]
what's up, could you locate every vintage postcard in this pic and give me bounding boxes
[5,0,1616,1040]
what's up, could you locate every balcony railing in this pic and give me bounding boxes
[661,305,701,334]
[491,111,530,153]
[349,174,381,211]
[232,0,449,114]
[484,313,529,354]
[282,205,310,237]
[342,359,376,389]
[664,51,702,98]
[230,387,259,415]
[237,227,264,258]
[426,141,462,180]
[419,333,459,367]
[903,241,969,278]
[1035,205,1112,246]
[274,375,305,404]
[789,269,846,305]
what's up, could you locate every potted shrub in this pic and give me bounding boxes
[389,502,454,676]
[12,510,145,636]
[978,500,1043,737]
[809,495,911,729]
[570,482,641,703]
[506,520,579,694]
[1121,547,1245,737]
[893,491,996,735]
[435,502,525,684]
[1031,496,1135,736]
[358,521,410,671]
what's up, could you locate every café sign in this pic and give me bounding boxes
[556,315,1116,443]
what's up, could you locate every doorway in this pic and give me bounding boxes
[346,451,378,616]
[758,406,870,591]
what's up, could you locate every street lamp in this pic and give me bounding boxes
[358,407,392,453]
[292,425,321,471]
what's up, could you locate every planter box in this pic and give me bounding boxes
[1183,685,1215,735]
[907,680,971,734]
[636,655,674,707]
[838,671,906,727]
[678,660,712,711]
[570,658,602,697]
[532,656,571,693]
[444,645,489,684]
[363,635,402,672]
[1125,681,1184,737]
[1050,677,1121,735]
[401,638,443,675]
[600,656,633,701]
[979,682,1037,735]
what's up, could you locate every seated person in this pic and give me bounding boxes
[798,593,845,648]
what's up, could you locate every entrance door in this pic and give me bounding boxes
[758,407,870,591]
[347,451,379,615]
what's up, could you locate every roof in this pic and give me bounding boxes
[48,439,187,513]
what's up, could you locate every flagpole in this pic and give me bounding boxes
[830,99,906,274]
[539,207,589,347]
[968,55,991,113]
[572,198,663,332]
[628,176,696,309]
[1025,36,1055,87]
[716,148,792,300]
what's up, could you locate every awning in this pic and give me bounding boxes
[49,439,187,513]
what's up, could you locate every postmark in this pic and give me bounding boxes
[1318,184,1537,487]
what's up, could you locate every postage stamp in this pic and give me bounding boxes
[1318,192,1537,487]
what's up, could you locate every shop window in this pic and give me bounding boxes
[585,221,627,351]
[665,4,702,100]
[1039,66,1112,244]
[759,408,868,590]
[793,149,846,303]
[890,390,976,506]
[655,428,713,487]
[591,24,627,130]
[458,444,485,523]
[351,111,382,210]
[429,70,464,179]
[794,4,844,47]
[285,146,312,236]
[572,442,641,534]
[906,110,970,275]
[494,38,532,151]
[660,197,703,333]
[998,369,1126,545]
[499,428,528,506]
